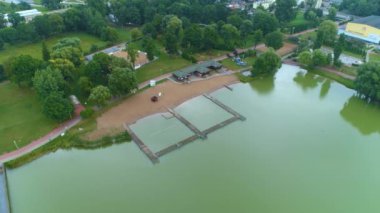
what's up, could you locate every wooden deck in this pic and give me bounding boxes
[126,93,246,163]
[203,94,246,121]
[124,124,159,164]
[167,108,207,139]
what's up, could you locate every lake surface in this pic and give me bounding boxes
[6,64,380,213]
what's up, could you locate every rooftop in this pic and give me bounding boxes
[352,15,380,29]
[173,61,222,78]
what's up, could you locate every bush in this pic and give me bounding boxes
[80,108,95,119]
[0,64,6,82]
[246,49,257,57]
[181,52,197,63]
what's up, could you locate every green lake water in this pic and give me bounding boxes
[6,64,380,213]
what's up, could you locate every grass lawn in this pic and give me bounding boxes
[0,28,133,64]
[0,82,57,154]
[220,56,255,71]
[369,53,380,63]
[136,53,192,83]
[310,69,355,89]
[194,49,230,61]
[0,32,108,64]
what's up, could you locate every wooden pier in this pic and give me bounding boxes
[0,164,10,213]
[124,125,159,164]
[167,108,207,139]
[203,94,246,121]
[126,94,246,163]
[224,84,233,91]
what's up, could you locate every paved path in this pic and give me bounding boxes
[0,116,81,164]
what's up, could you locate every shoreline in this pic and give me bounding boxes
[86,75,239,140]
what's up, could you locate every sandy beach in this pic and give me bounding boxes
[86,75,239,139]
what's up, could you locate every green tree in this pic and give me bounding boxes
[43,92,74,122]
[42,42,50,61]
[220,24,240,50]
[252,10,279,35]
[142,37,156,61]
[101,26,119,43]
[274,0,297,22]
[0,14,7,29]
[354,62,380,102]
[312,49,328,67]
[240,20,253,42]
[33,67,66,100]
[202,25,220,50]
[328,7,337,20]
[252,49,281,76]
[316,20,337,47]
[8,55,42,87]
[78,76,93,96]
[126,44,138,69]
[182,24,203,51]
[298,51,313,68]
[163,16,183,54]
[8,12,24,27]
[0,37,4,50]
[333,34,345,65]
[49,58,76,81]
[253,30,263,50]
[131,28,143,41]
[42,0,62,9]
[108,67,138,96]
[51,46,83,67]
[88,85,111,106]
[265,31,284,50]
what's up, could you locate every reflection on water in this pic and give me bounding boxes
[249,75,275,95]
[340,96,380,135]
[293,71,324,91]
[6,64,380,213]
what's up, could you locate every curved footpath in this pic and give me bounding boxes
[0,117,81,164]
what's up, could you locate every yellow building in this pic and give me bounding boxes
[342,16,380,44]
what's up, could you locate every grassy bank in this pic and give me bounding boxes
[220,56,255,71]
[5,116,131,169]
[0,82,57,154]
[310,69,355,89]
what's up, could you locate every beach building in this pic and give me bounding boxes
[173,61,222,82]
[339,16,380,44]
[4,9,42,26]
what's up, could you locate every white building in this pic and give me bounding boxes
[252,0,322,9]
[4,9,42,26]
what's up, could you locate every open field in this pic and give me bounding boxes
[0,33,108,63]
[194,49,230,61]
[0,29,132,64]
[369,53,380,63]
[0,82,57,154]
[220,56,255,71]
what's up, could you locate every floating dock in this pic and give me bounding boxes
[167,108,206,139]
[124,125,159,164]
[203,94,246,121]
[127,94,246,163]
[0,164,10,213]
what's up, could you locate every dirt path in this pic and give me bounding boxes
[86,75,239,140]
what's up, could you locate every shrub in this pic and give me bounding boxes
[80,108,95,119]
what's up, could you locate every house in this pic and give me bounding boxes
[339,15,380,44]
[4,9,42,26]
[172,61,222,82]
